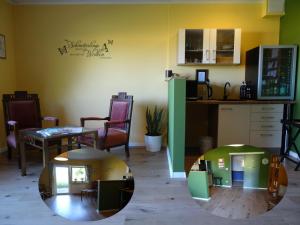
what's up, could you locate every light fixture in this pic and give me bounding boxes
[54,152,68,161]
[226,144,245,147]
[54,156,68,161]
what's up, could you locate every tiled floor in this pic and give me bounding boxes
[0,147,299,225]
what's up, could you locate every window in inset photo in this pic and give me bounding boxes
[39,148,134,221]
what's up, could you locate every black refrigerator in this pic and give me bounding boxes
[245,45,298,100]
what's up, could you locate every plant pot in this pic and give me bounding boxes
[144,135,162,152]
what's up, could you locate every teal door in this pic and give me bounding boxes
[244,154,261,188]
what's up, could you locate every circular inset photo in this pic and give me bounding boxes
[187,145,288,219]
[39,148,134,221]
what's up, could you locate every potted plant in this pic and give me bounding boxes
[145,106,164,152]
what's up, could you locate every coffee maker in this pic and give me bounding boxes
[196,69,212,99]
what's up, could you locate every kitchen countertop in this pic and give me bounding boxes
[186,99,296,104]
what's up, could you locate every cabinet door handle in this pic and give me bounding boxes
[212,50,216,60]
[220,108,233,111]
[260,134,273,137]
[206,50,210,61]
[261,125,274,128]
[261,107,275,111]
[262,117,275,119]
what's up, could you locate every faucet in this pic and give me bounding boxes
[223,82,231,100]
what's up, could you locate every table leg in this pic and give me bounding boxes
[68,137,72,150]
[20,138,27,176]
[93,131,98,149]
[43,140,49,168]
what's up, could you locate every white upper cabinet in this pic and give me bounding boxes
[177,28,241,65]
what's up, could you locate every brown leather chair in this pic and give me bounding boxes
[2,91,59,167]
[79,92,133,157]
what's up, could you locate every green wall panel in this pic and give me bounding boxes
[188,171,209,199]
[280,0,300,151]
[168,78,186,172]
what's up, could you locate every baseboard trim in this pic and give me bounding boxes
[289,151,300,160]
[129,142,167,149]
[243,187,268,190]
[214,184,267,190]
[192,197,211,201]
[213,185,232,188]
[166,147,186,179]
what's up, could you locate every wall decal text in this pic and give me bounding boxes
[58,39,113,58]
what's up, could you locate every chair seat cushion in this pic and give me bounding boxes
[79,128,128,149]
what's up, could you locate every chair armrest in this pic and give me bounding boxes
[7,120,18,127]
[80,117,109,127]
[103,120,129,136]
[42,116,59,126]
[7,120,19,135]
[104,120,130,129]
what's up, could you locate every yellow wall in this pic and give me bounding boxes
[5,3,280,148]
[169,4,280,97]
[0,0,16,149]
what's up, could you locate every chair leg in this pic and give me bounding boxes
[17,147,21,169]
[7,146,12,160]
[125,144,130,158]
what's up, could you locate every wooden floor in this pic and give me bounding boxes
[44,194,103,221]
[196,187,274,219]
[0,147,300,225]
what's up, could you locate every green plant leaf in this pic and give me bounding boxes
[145,105,164,136]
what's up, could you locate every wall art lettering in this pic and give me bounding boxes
[58,39,113,58]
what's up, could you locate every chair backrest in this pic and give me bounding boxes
[109,92,133,132]
[2,91,42,135]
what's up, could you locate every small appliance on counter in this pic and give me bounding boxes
[240,81,255,99]
[196,69,212,100]
[245,45,298,100]
[186,69,212,100]
[186,80,198,100]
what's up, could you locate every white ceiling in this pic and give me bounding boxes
[9,0,263,5]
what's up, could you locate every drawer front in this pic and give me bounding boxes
[250,131,282,148]
[251,104,283,113]
[250,112,282,122]
[218,105,250,146]
[250,122,282,131]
